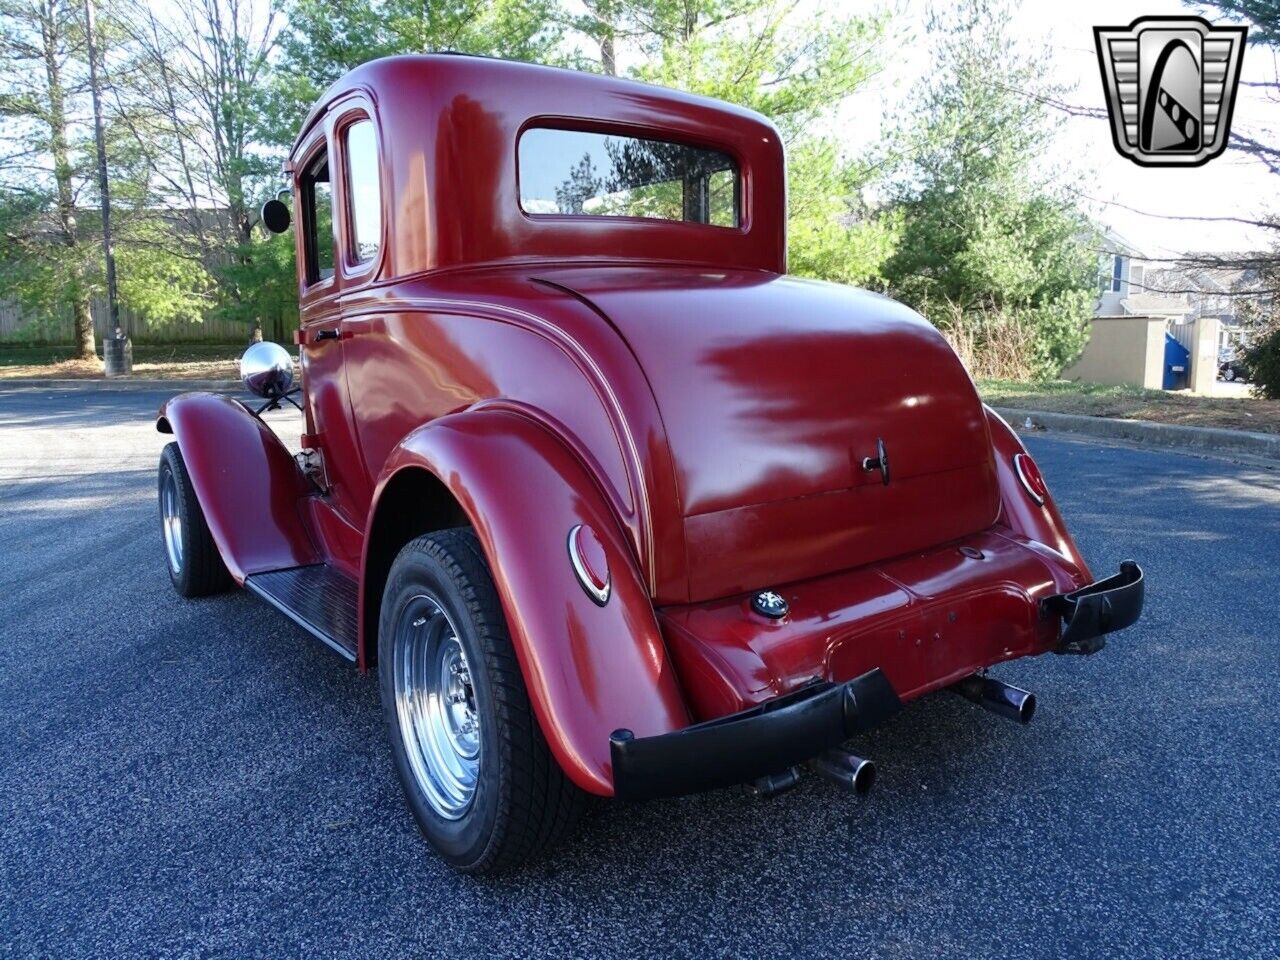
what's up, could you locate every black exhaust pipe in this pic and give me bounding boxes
[951,674,1036,724]
[745,766,801,797]
[812,748,876,796]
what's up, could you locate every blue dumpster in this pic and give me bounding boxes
[1163,333,1190,390]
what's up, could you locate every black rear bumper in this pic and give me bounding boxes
[1045,560,1145,655]
[610,668,902,801]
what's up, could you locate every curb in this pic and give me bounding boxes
[0,378,241,392]
[995,407,1280,463]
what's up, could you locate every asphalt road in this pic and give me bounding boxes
[1,385,1277,959]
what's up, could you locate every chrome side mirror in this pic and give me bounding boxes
[240,341,295,399]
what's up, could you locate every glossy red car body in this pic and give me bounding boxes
[158,55,1141,799]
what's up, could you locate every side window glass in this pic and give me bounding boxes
[345,120,382,264]
[302,150,335,284]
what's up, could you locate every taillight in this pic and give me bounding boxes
[1013,453,1047,506]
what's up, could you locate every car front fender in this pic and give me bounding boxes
[157,393,319,582]
[366,408,690,796]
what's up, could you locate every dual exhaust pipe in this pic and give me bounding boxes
[746,748,876,798]
[813,748,876,796]
[748,674,1034,799]
[812,674,1034,796]
[950,673,1037,724]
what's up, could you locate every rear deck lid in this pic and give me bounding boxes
[539,267,1000,601]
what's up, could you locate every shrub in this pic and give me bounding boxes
[929,295,1090,382]
[1246,327,1280,400]
[935,301,1036,381]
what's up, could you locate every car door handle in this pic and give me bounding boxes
[314,329,340,341]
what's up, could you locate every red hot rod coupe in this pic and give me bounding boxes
[155,55,1143,872]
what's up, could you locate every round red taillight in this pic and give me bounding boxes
[568,524,611,605]
[1013,453,1047,506]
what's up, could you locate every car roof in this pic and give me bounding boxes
[292,54,787,277]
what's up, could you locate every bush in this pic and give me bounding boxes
[928,294,1091,382]
[934,301,1036,381]
[1246,327,1280,400]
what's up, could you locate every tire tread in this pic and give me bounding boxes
[385,528,586,872]
[159,442,232,598]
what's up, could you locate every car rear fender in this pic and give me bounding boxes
[984,406,1091,585]
[364,408,690,796]
[156,393,320,582]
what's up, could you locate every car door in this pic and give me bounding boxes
[295,127,372,529]
[328,103,428,489]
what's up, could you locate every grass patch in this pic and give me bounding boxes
[979,379,1280,435]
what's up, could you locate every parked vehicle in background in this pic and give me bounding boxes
[1219,348,1251,382]
[154,54,1144,872]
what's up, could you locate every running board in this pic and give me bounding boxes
[244,564,358,661]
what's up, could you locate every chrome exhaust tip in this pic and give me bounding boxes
[812,748,877,796]
[951,674,1037,724]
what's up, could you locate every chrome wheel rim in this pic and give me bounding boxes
[393,593,480,819]
[160,470,184,575]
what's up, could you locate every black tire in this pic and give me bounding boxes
[378,528,586,872]
[158,442,232,598]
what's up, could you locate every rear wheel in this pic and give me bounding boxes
[378,528,585,872]
[158,442,232,598]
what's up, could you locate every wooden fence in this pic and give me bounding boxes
[0,296,298,345]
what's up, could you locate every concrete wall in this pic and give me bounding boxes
[1065,316,1166,389]
[1189,316,1220,394]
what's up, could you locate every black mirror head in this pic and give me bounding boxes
[261,198,291,234]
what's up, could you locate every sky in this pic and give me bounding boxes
[842,0,1279,257]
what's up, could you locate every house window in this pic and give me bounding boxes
[1130,263,1145,292]
[344,120,381,264]
[301,149,335,284]
[1110,254,1124,293]
[518,127,739,227]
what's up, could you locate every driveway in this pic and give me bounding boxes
[1203,379,1253,399]
[0,385,1276,959]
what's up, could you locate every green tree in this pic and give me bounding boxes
[237,0,567,341]
[1192,1,1279,47]
[0,0,97,356]
[113,3,278,258]
[102,0,283,334]
[610,0,894,284]
[266,0,565,149]
[570,0,624,75]
[786,139,902,288]
[882,0,1098,378]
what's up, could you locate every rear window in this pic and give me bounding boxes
[518,127,739,228]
